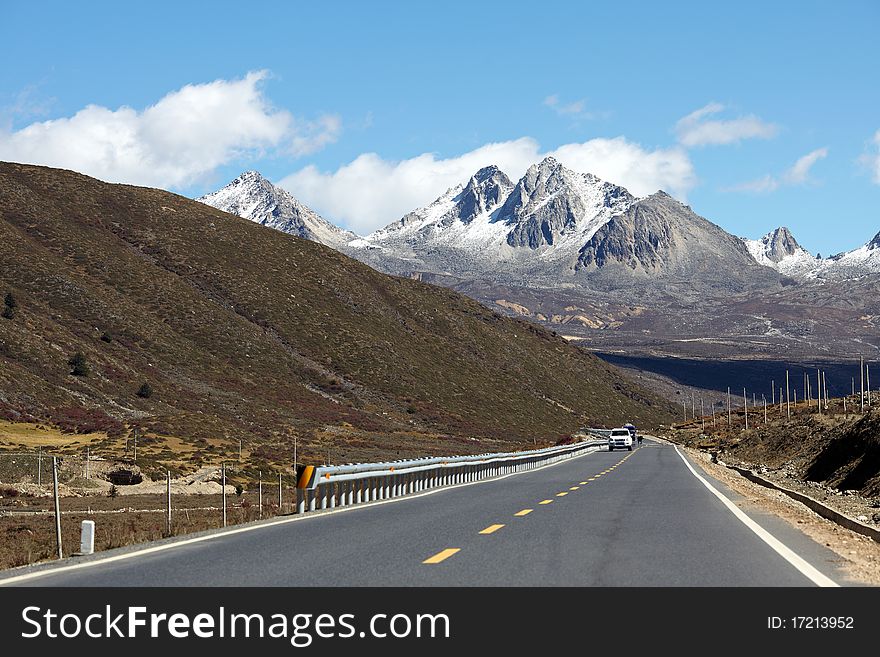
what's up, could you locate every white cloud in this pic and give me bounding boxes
[859,130,880,184]
[544,94,586,116]
[676,102,778,147]
[0,71,341,189]
[279,137,695,234]
[726,147,828,194]
[783,147,828,184]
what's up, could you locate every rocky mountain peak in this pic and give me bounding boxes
[760,226,803,262]
[197,171,353,246]
[458,166,513,224]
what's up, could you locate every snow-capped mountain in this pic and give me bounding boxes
[351,157,780,293]
[820,229,880,277]
[741,227,819,277]
[351,157,643,284]
[197,171,356,248]
[196,167,879,291]
[743,226,880,279]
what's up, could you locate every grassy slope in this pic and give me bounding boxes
[0,162,673,465]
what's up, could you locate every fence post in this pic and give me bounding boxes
[52,456,62,559]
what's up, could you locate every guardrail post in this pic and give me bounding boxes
[338,482,346,507]
[297,489,306,514]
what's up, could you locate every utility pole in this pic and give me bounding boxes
[222,463,227,528]
[37,446,42,488]
[166,470,172,537]
[727,387,731,427]
[868,364,872,407]
[763,395,767,424]
[239,439,242,462]
[786,370,791,419]
[772,380,775,405]
[259,470,263,520]
[133,429,137,463]
[823,371,828,411]
[52,457,62,560]
[279,472,283,514]
[743,388,748,429]
[861,356,865,412]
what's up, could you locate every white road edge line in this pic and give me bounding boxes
[674,446,838,588]
[0,445,605,586]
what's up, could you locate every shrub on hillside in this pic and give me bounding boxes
[68,352,89,376]
[137,382,153,398]
[1,293,14,320]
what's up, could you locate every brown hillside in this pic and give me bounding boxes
[0,162,673,466]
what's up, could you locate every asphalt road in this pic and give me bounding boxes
[1,440,847,586]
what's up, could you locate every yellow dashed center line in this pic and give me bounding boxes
[579,481,588,485]
[479,524,505,535]
[539,499,553,505]
[556,492,568,497]
[515,509,533,516]
[570,486,579,490]
[423,548,460,564]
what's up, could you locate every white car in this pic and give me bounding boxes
[608,427,633,451]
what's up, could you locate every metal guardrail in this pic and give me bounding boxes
[294,438,606,514]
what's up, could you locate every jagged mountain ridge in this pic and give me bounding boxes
[197,171,356,248]
[197,164,879,288]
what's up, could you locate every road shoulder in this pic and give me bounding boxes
[678,444,880,586]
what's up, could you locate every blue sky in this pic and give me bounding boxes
[2,0,878,254]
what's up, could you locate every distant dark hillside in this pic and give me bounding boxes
[0,162,673,463]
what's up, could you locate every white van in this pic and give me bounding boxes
[608,427,634,451]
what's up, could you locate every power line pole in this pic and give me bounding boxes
[727,387,731,427]
[823,370,828,411]
[743,388,748,430]
[222,463,227,528]
[763,395,767,424]
[52,457,62,560]
[861,355,865,412]
[166,470,172,537]
[786,370,791,419]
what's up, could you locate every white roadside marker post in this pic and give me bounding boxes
[80,520,95,555]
